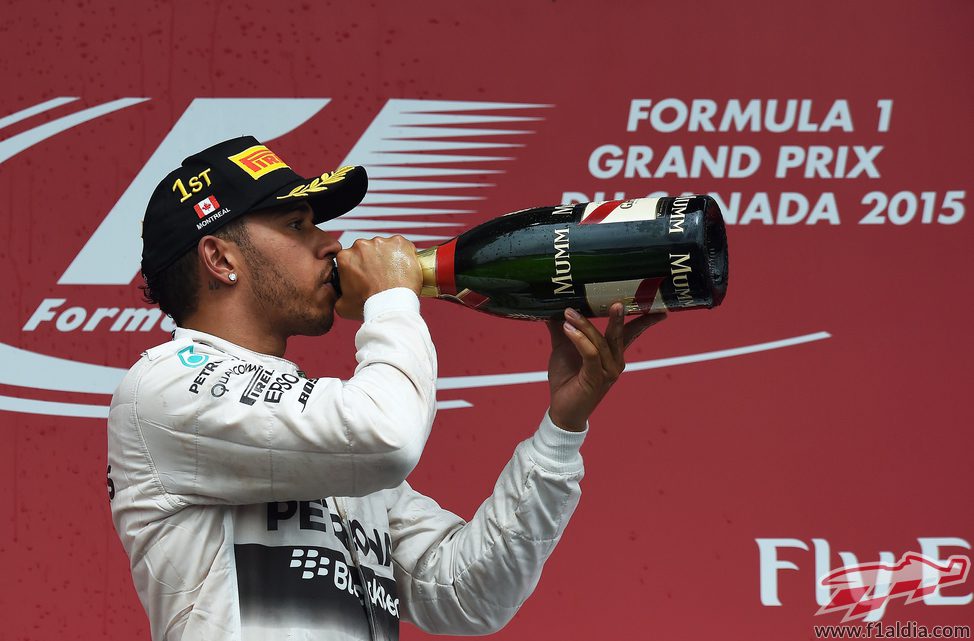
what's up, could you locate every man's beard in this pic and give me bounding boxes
[243,245,333,336]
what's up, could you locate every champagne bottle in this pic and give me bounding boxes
[335,196,729,320]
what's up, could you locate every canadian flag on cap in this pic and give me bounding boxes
[194,196,220,219]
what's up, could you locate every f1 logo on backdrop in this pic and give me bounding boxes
[1,96,547,418]
[0,97,831,419]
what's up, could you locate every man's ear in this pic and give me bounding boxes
[198,235,239,287]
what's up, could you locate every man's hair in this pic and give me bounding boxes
[141,218,251,325]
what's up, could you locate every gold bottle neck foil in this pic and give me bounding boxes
[417,247,439,298]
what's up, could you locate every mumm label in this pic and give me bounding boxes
[552,228,574,295]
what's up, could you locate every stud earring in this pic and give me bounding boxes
[228,273,237,283]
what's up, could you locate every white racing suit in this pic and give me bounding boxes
[108,288,587,641]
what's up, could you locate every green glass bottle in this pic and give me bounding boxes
[414,195,728,320]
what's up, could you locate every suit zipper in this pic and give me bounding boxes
[335,497,378,641]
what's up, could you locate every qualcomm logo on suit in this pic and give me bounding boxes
[0,97,830,419]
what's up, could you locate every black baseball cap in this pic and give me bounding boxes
[141,136,368,278]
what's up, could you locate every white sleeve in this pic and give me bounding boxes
[385,411,586,635]
[112,288,437,507]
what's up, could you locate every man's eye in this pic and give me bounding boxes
[289,219,303,230]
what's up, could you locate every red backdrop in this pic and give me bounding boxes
[1,1,972,638]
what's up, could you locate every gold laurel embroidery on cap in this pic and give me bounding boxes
[276,166,355,200]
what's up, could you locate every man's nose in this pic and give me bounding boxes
[314,228,343,259]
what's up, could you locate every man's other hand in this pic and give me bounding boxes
[546,303,666,432]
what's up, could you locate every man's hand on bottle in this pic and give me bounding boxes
[546,303,666,432]
[334,235,423,320]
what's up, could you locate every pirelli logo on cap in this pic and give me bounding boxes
[228,145,289,180]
